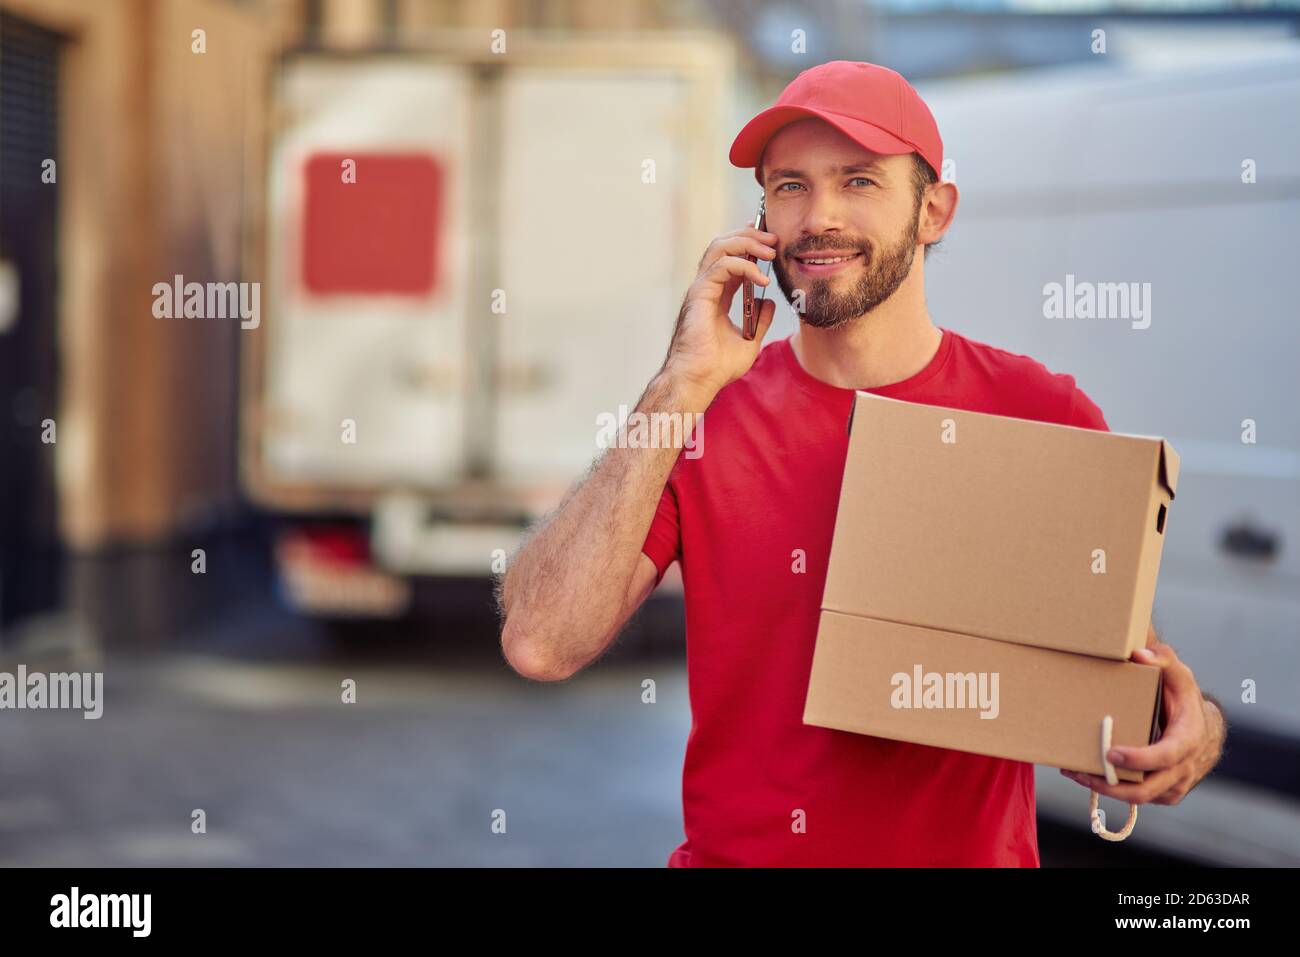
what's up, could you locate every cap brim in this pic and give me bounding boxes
[729,105,917,181]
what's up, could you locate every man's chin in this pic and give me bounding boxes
[800,312,862,331]
[798,293,872,331]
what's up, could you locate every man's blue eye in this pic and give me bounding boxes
[775,179,871,191]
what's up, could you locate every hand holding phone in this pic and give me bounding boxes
[662,217,775,399]
[741,194,772,340]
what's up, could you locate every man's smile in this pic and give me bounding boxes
[792,250,864,276]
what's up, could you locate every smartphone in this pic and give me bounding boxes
[741,194,770,340]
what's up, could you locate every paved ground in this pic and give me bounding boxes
[0,599,692,867]
[0,590,1191,867]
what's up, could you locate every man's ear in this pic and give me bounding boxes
[919,179,959,249]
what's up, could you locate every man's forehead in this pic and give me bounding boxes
[760,120,901,177]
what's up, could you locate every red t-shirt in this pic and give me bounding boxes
[641,327,1110,867]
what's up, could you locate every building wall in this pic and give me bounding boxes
[0,0,283,548]
[0,0,718,550]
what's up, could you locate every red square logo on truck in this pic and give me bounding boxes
[301,152,442,296]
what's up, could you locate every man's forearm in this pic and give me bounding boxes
[499,370,716,676]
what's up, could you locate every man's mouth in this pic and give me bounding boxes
[793,251,863,275]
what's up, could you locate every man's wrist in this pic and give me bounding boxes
[650,366,720,414]
[1201,695,1227,763]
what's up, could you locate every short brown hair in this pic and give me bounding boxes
[910,153,941,261]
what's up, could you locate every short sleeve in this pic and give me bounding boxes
[641,479,682,588]
[1066,381,1110,433]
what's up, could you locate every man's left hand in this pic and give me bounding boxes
[1060,637,1226,806]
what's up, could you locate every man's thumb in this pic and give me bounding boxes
[755,298,777,341]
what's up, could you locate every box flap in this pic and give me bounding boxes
[1158,440,1180,500]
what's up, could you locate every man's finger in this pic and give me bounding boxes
[699,227,776,262]
[1108,731,1195,772]
[752,297,777,343]
[1118,641,1202,771]
[1061,766,1180,805]
[698,235,778,275]
[1111,684,1203,771]
[704,255,771,291]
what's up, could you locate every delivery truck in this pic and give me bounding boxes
[241,34,736,617]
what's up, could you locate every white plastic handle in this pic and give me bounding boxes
[1090,714,1138,841]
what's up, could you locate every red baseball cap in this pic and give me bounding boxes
[729,60,942,185]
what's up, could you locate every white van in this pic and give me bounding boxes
[920,49,1300,864]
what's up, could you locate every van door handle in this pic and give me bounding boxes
[1219,520,1281,561]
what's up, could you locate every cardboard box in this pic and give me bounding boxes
[824,392,1179,661]
[803,611,1163,781]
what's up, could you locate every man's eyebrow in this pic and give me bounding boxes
[766,161,887,181]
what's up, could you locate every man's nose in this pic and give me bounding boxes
[798,190,852,239]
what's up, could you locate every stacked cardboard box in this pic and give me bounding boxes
[803,392,1179,782]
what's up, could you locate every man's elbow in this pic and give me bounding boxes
[500,619,574,682]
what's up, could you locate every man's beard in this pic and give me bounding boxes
[772,206,920,330]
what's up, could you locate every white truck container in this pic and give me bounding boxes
[242,36,735,606]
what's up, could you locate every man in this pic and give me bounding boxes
[497,60,1226,866]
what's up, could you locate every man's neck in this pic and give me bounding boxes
[789,269,941,391]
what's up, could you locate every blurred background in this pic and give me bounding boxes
[0,0,1296,866]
